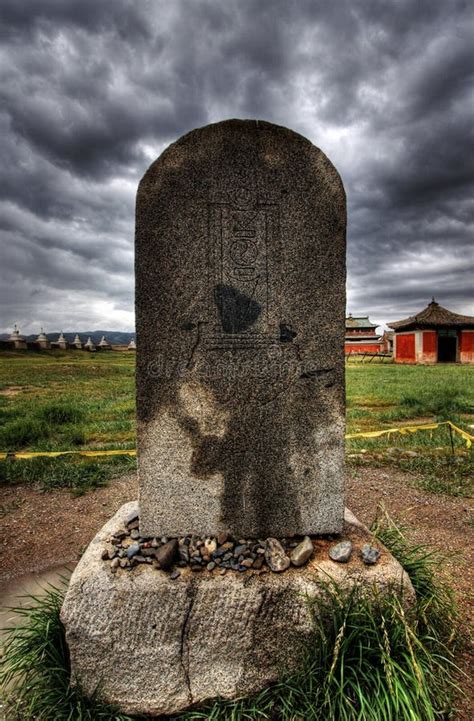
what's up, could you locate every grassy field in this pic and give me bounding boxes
[0,350,472,495]
[0,350,136,493]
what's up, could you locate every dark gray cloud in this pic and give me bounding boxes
[0,0,472,333]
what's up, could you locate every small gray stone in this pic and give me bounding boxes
[110,557,120,570]
[170,570,181,580]
[329,540,353,563]
[265,538,290,573]
[141,547,157,557]
[126,543,140,559]
[361,544,381,565]
[179,547,190,563]
[290,536,314,567]
[240,558,253,568]
[219,541,234,552]
[130,529,140,540]
[206,561,216,571]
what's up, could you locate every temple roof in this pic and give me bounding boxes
[346,314,377,329]
[389,300,474,330]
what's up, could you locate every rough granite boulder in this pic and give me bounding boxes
[61,502,414,717]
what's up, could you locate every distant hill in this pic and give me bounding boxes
[0,331,135,345]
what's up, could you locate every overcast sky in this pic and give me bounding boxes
[1,0,473,334]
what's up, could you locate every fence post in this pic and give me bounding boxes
[448,424,455,456]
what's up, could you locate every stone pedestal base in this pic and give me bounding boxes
[61,503,414,717]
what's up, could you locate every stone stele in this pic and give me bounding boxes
[136,119,347,538]
[60,502,414,717]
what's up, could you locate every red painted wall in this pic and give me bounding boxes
[395,333,415,362]
[460,331,474,363]
[345,342,382,354]
[422,330,437,363]
[422,331,436,353]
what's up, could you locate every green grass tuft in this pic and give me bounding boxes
[0,455,136,495]
[36,401,85,425]
[400,387,472,421]
[395,453,474,497]
[0,418,50,450]
[371,510,460,654]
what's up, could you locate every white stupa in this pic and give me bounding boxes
[72,334,82,349]
[127,338,136,350]
[51,331,68,350]
[8,324,27,349]
[98,335,112,350]
[84,336,96,352]
[36,328,50,349]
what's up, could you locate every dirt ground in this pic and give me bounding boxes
[0,466,472,718]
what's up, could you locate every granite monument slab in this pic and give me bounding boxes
[135,119,346,537]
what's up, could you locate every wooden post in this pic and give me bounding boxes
[448,424,455,456]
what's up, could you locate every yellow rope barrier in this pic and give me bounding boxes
[346,420,472,448]
[0,421,472,460]
[0,449,137,461]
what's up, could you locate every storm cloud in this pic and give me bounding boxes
[0,0,472,333]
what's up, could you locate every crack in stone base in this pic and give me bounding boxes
[179,581,197,704]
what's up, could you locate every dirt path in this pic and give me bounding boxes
[0,466,472,718]
[0,474,138,586]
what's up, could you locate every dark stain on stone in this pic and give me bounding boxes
[279,323,297,342]
[214,284,261,333]
[181,321,195,331]
[300,367,334,379]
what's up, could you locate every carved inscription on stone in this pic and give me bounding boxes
[207,189,277,348]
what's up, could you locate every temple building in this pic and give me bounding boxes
[389,299,474,364]
[344,314,385,355]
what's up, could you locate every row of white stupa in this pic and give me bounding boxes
[7,326,136,351]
